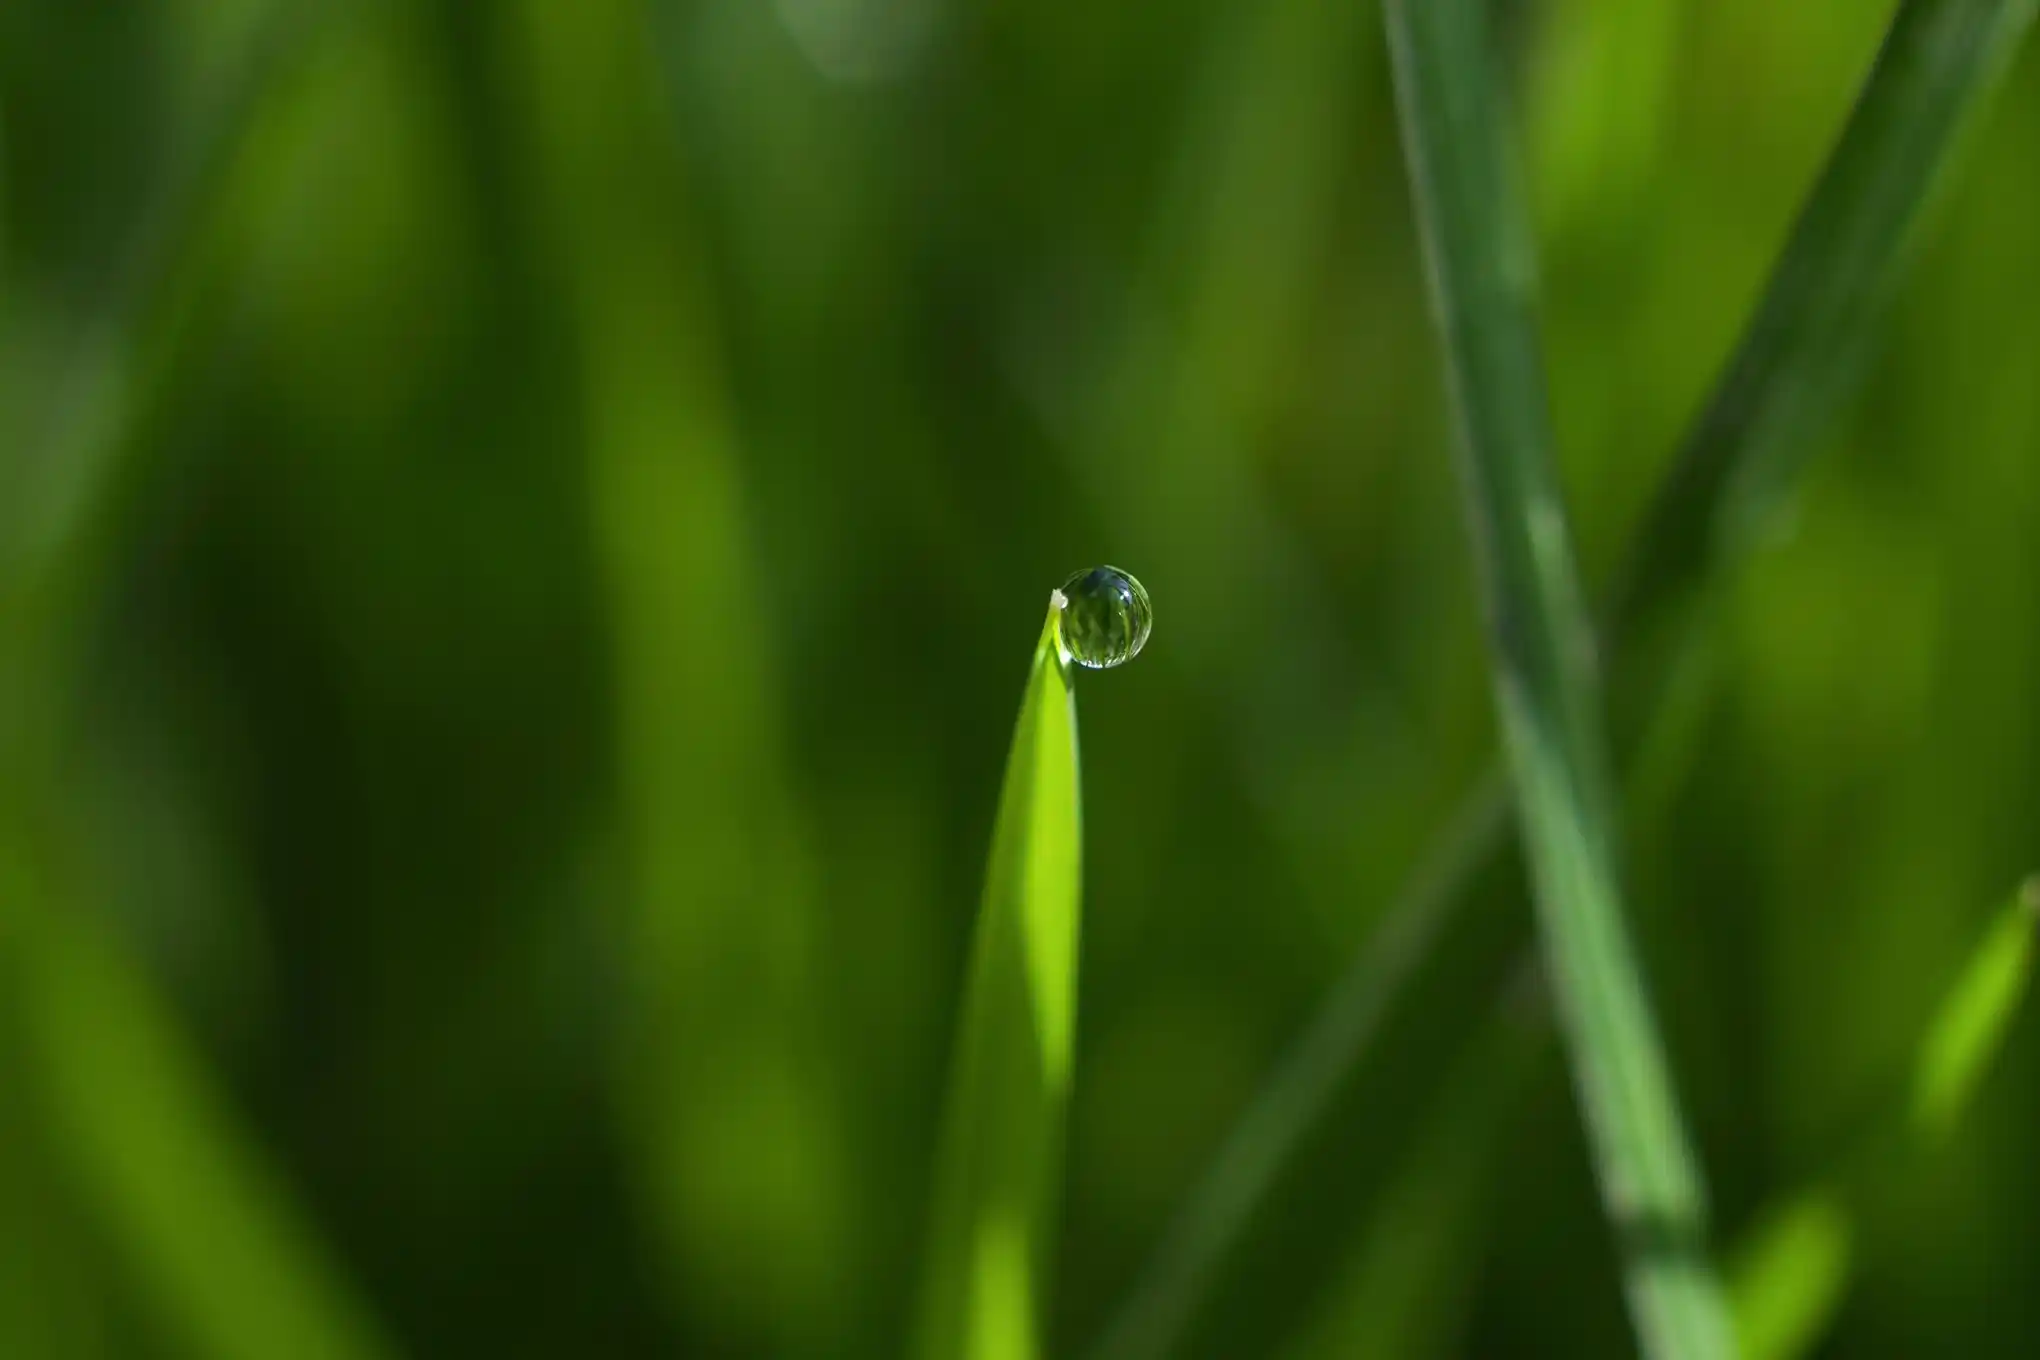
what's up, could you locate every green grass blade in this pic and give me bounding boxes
[1086,771,1510,1360]
[1277,971,1548,1360]
[2,0,328,625]
[1613,0,2040,634]
[1727,877,2037,1360]
[1726,1188,1853,1360]
[1382,0,1732,1355]
[916,606,1083,1360]
[1911,877,2039,1139]
[511,1,852,1342]
[0,6,389,1354]
[1,855,393,1360]
[1096,4,2037,1348]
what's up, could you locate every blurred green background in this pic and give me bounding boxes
[3,0,2038,1355]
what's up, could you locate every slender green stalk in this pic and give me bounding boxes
[1086,770,1509,1360]
[916,607,1083,1360]
[1729,876,2039,1360]
[1611,0,2040,644]
[1382,0,1731,1353]
[1091,4,2037,1350]
[1911,876,2040,1138]
[1727,1188,1853,1360]
[1276,965,1549,1360]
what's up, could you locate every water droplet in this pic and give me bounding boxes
[1054,566,1151,670]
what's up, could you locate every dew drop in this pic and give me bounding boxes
[1054,566,1152,670]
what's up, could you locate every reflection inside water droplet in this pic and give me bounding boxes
[1054,566,1151,670]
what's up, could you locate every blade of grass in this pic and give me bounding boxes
[916,605,1083,1360]
[1092,4,2037,1350]
[1,844,392,1360]
[1610,0,2040,643]
[1086,768,1510,1360]
[1382,0,1732,1354]
[1276,965,1548,1360]
[1728,876,2038,1360]
[0,5,393,1355]
[2,0,329,624]
[508,0,850,1341]
[1726,1188,1853,1360]
[1910,875,2040,1140]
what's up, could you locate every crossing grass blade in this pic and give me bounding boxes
[915,605,1083,1360]
[1275,969,1549,1360]
[1084,771,1511,1360]
[1092,5,2040,1350]
[1382,0,1733,1353]
[1611,0,2040,640]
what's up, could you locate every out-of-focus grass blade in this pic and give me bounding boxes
[1382,0,1733,1354]
[1727,876,2037,1360]
[1101,3,2039,1348]
[1912,877,2040,1139]
[0,4,391,1356]
[1727,1189,1853,1360]
[1,0,327,621]
[1613,0,2040,635]
[0,848,110,1360]
[1085,772,1510,1360]
[510,0,848,1343]
[2,853,391,1360]
[1278,972,1548,1360]
[1093,774,1509,1360]
[916,607,1082,1360]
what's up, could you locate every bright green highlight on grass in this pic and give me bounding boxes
[1018,610,1083,1091]
[1727,875,2038,1360]
[1728,1189,1852,1360]
[917,594,1092,1360]
[1912,877,2040,1140]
